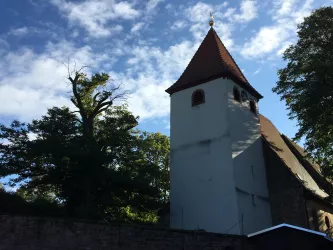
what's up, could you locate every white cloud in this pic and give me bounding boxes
[6,26,62,40]
[253,68,261,75]
[5,0,321,125]
[28,132,37,141]
[273,0,299,18]
[8,27,29,36]
[0,38,9,56]
[0,85,70,120]
[109,25,124,33]
[0,30,198,122]
[0,41,111,121]
[221,1,229,8]
[127,82,170,119]
[170,20,187,30]
[163,119,170,129]
[185,2,230,23]
[241,25,291,58]
[51,0,139,37]
[222,8,236,19]
[188,20,233,49]
[146,0,164,13]
[291,0,314,24]
[185,2,234,48]
[4,185,18,192]
[214,23,234,49]
[165,4,172,10]
[110,40,198,119]
[186,2,212,23]
[276,42,292,56]
[240,0,314,58]
[234,0,258,23]
[131,22,144,33]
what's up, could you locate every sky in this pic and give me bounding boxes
[0,0,332,142]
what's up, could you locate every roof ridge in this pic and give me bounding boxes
[211,28,248,83]
[172,29,214,86]
[248,223,327,238]
[281,134,320,172]
[210,28,226,70]
[281,134,333,191]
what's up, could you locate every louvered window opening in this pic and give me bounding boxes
[241,90,248,102]
[250,100,257,114]
[233,87,241,102]
[192,90,205,106]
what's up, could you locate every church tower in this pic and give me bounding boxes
[166,16,272,235]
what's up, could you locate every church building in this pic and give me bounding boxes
[165,16,333,236]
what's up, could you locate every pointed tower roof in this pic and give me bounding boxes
[166,28,263,99]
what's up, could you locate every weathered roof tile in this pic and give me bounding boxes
[259,114,329,199]
[165,28,262,99]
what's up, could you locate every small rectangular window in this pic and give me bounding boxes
[252,194,256,206]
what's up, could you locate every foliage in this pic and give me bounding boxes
[0,188,65,217]
[272,7,333,179]
[136,132,170,203]
[0,70,170,222]
[16,185,57,203]
[113,206,159,224]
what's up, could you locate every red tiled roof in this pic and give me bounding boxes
[281,135,321,174]
[259,114,329,198]
[165,28,262,99]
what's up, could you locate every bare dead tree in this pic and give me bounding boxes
[63,63,128,138]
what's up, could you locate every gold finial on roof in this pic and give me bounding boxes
[209,11,214,27]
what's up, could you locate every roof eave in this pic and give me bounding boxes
[165,73,263,100]
[247,223,327,238]
[304,189,333,208]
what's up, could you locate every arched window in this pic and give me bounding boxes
[192,89,205,106]
[233,87,240,102]
[241,91,248,102]
[325,216,331,229]
[250,100,257,114]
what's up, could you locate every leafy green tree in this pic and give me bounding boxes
[272,7,333,179]
[16,185,57,203]
[137,132,170,203]
[0,187,65,217]
[0,70,169,221]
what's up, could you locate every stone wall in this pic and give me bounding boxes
[306,197,333,237]
[262,140,308,228]
[0,214,250,250]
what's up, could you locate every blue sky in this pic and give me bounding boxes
[0,0,332,140]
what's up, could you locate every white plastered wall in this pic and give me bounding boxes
[228,83,272,234]
[169,77,272,234]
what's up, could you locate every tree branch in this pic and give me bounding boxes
[71,110,81,114]
[110,91,128,102]
[95,107,109,116]
[90,101,113,118]
[90,89,128,118]
[75,118,83,125]
[96,95,110,107]
[92,92,101,105]
[68,73,86,118]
